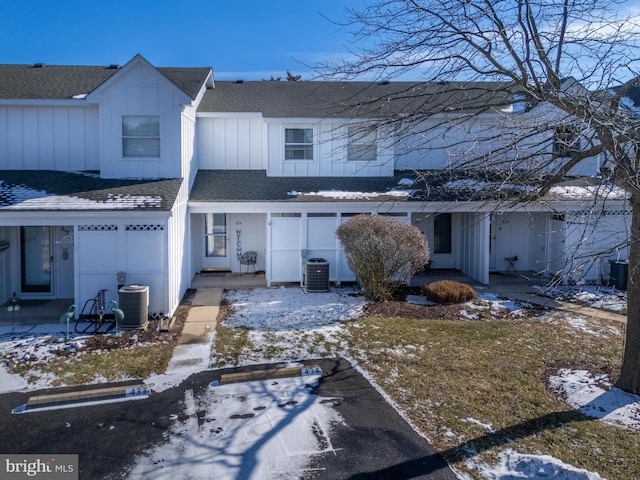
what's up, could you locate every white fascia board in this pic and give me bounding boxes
[188,200,524,214]
[263,117,342,124]
[0,211,170,226]
[191,71,215,109]
[0,99,89,107]
[548,198,631,212]
[197,112,263,118]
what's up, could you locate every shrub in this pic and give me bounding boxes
[336,214,429,302]
[422,280,476,304]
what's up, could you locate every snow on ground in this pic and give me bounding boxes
[1,286,637,479]
[0,323,87,393]
[215,286,368,365]
[533,285,627,313]
[146,333,216,393]
[549,369,640,430]
[476,449,605,480]
[127,375,343,480]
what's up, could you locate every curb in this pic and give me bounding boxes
[211,365,323,387]
[12,384,150,414]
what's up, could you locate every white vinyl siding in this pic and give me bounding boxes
[0,105,99,171]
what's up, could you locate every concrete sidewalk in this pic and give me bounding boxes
[178,287,223,344]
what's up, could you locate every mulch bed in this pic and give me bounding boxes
[79,289,196,353]
[365,301,465,320]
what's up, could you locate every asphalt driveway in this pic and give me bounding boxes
[0,358,457,479]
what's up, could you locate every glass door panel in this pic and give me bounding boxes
[21,226,52,293]
[205,214,227,257]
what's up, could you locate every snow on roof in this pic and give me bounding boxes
[548,183,628,200]
[296,189,411,200]
[0,182,162,210]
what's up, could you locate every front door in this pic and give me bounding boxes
[20,226,52,293]
[202,213,231,270]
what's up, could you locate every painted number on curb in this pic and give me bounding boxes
[301,367,322,376]
[125,386,150,398]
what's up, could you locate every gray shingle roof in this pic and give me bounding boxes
[190,170,612,204]
[0,171,182,211]
[189,169,536,203]
[0,64,210,100]
[198,80,514,118]
[190,170,409,202]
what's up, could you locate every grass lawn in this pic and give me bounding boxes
[213,297,638,479]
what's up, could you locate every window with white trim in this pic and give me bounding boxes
[285,128,314,160]
[122,116,160,157]
[348,125,377,161]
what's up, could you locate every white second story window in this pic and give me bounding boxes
[285,128,314,160]
[348,125,377,162]
[122,116,160,158]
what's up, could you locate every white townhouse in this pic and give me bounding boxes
[0,55,630,321]
[0,55,212,318]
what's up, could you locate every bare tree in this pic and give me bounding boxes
[323,0,640,393]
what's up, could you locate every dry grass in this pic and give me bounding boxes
[211,290,635,477]
[7,289,195,387]
[15,343,174,387]
[340,313,636,479]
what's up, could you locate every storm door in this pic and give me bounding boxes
[20,226,52,293]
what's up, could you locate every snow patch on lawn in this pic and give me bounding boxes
[0,323,88,393]
[476,449,605,479]
[549,369,640,430]
[214,286,368,366]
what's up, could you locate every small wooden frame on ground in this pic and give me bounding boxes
[211,365,323,387]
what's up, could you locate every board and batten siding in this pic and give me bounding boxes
[196,115,265,170]
[196,115,394,176]
[182,104,199,189]
[0,105,99,171]
[93,60,188,179]
[563,210,631,283]
[267,122,394,177]
[167,183,190,317]
[75,220,169,318]
[457,212,489,285]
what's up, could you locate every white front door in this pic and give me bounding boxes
[202,213,231,270]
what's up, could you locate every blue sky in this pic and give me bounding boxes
[0,0,362,80]
[3,1,640,83]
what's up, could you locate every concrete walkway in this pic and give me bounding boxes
[489,281,627,324]
[178,287,223,344]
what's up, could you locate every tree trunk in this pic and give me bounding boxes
[614,195,640,394]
